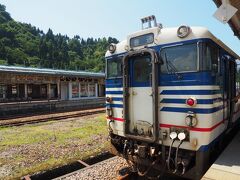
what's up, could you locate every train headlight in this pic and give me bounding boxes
[177,25,191,38]
[108,43,116,53]
[185,111,197,127]
[169,131,177,140]
[186,97,197,107]
[178,132,186,141]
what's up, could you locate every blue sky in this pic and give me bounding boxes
[1,0,240,55]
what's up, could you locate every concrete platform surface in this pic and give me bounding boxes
[202,131,240,180]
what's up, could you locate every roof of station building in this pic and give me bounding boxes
[0,65,105,78]
[213,0,240,40]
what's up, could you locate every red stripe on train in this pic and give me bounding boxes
[160,119,225,132]
[107,116,125,122]
[106,117,225,132]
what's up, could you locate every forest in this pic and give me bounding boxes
[0,4,118,72]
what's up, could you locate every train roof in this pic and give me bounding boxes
[106,26,240,60]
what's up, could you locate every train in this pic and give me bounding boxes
[105,15,240,179]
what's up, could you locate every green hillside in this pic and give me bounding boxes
[0,4,118,72]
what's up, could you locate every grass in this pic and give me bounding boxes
[0,113,109,179]
[0,60,7,65]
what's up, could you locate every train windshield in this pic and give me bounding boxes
[106,58,122,78]
[160,44,198,73]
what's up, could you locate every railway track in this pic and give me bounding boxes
[0,107,105,127]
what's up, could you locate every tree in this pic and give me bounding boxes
[0,4,12,23]
[6,48,28,65]
[39,38,47,59]
[46,28,54,41]
[0,41,6,59]
[0,3,119,72]
[68,38,83,58]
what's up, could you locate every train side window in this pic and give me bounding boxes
[107,58,122,79]
[236,59,240,95]
[202,43,219,72]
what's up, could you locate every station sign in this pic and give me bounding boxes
[213,3,238,24]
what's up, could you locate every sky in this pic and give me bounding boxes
[1,0,240,55]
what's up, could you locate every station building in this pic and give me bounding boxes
[0,65,105,116]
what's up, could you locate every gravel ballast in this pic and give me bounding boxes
[57,156,129,180]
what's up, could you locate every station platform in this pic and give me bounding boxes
[202,130,240,180]
[0,97,105,117]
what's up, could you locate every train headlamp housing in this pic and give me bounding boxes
[108,43,116,54]
[177,25,191,38]
[107,106,113,117]
[185,111,197,127]
[106,96,113,103]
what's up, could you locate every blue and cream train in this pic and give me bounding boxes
[105,16,240,179]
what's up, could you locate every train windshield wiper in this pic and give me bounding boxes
[164,53,182,79]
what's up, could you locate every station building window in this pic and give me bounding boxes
[29,84,40,99]
[27,84,56,99]
[18,84,25,98]
[6,85,16,99]
[27,84,33,97]
[80,83,88,97]
[72,82,79,98]
[12,85,17,95]
[71,81,98,99]
[0,84,6,99]
[98,84,105,97]
[50,84,58,99]
[40,85,47,99]
[89,83,96,97]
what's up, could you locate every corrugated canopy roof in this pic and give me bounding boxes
[213,0,240,40]
[0,65,105,78]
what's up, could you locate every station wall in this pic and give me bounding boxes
[0,72,105,103]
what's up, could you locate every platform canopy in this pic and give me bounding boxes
[213,0,240,40]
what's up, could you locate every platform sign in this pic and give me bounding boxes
[213,3,238,24]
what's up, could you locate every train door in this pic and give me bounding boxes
[228,60,236,126]
[123,49,159,142]
[222,56,236,128]
[222,58,229,127]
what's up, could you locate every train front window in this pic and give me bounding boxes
[107,58,122,78]
[160,44,198,73]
